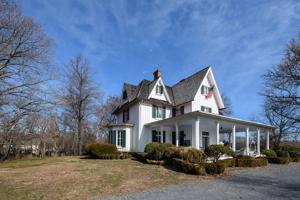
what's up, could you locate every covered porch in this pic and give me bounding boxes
[145,111,274,156]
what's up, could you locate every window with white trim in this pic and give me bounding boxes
[201,85,210,95]
[156,85,163,95]
[201,106,212,113]
[152,105,166,119]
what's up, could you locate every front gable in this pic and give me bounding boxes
[192,67,224,113]
[148,77,171,103]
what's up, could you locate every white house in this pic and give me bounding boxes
[109,67,274,155]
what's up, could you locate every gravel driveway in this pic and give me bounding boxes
[103,163,300,200]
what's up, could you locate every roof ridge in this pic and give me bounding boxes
[172,66,210,87]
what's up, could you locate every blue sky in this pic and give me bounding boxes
[18,0,300,119]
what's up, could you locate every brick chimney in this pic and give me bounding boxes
[153,69,161,80]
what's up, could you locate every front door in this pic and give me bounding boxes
[202,131,209,149]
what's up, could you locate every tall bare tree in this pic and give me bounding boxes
[96,95,121,139]
[261,35,300,146]
[60,55,100,155]
[0,0,52,160]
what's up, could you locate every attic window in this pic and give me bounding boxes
[156,85,163,95]
[122,91,127,100]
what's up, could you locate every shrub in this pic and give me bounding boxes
[144,142,160,153]
[262,149,277,158]
[276,150,290,158]
[267,157,290,164]
[169,158,206,175]
[85,143,118,158]
[146,159,165,165]
[218,158,236,167]
[131,152,147,162]
[144,143,174,161]
[236,157,268,167]
[205,144,235,163]
[205,163,225,175]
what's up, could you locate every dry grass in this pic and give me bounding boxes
[0,157,206,200]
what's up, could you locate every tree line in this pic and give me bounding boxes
[0,0,119,160]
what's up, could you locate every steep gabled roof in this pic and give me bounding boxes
[172,67,209,105]
[114,66,212,114]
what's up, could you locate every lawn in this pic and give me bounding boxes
[0,156,205,200]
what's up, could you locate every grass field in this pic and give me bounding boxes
[0,156,205,200]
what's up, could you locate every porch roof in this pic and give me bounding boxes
[145,111,275,129]
[107,123,134,128]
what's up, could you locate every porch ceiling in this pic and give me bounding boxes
[145,111,275,130]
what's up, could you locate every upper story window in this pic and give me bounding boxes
[122,108,129,122]
[172,108,176,117]
[122,90,127,100]
[152,105,166,119]
[180,106,184,115]
[156,85,163,95]
[201,85,214,95]
[201,106,212,113]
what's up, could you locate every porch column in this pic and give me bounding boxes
[160,126,164,143]
[216,122,220,145]
[194,117,200,149]
[257,128,260,155]
[232,125,236,152]
[266,130,270,150]
[175,123,179,147]
[246,127,249,155]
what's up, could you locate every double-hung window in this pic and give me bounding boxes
[116,130,126,147]
[201,85,211,95]
[152,105,166,119]
[156,85,163,95]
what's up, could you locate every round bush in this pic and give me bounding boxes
[205,163,225,175]
[267,157,290,164]
[262,149,277,158]
[144,143,174,161]
[144,142,160,153]
[85,143,118,158]
[276,150,290,158]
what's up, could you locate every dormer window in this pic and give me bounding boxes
[201,106,212,113]
[156,85,163,95]
[122,90,127,100]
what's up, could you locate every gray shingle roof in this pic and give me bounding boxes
[115,67,210,113]
[171,67,209,105]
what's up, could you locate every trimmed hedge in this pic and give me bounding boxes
[236,156,268,167]
[205,163,225,175]
[262,149,277,158]
[276,150,290,158]
[144,142,160,153]
[218,158,236,168]
[267,157,290,164]
[144,143,174,161]
[146,159,165,165]
[85,143,118,158]
[131,152,147,162]
[168,158,206,175]
[167,147,206,163]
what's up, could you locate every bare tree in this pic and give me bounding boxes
[96,95,121,139]
[261,35,300,146]
[220,93,233,116]
[0,0,52,160]
[262,36,300,123]
[60,55,100,155]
